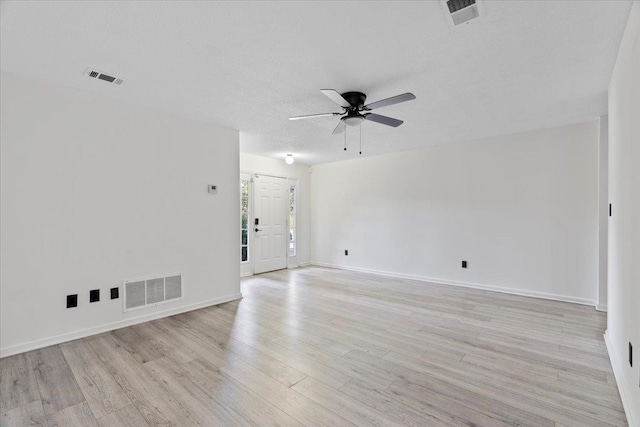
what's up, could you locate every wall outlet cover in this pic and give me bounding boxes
[89,289,100,303]
[110,287,119,300]
[66,294,78,308]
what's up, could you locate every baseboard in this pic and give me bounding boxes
[605,331,639,427]
[310,262,595,306]
[0,292,243,358]
[240,272,253,277]
[596,303,608,312]
[288,262,311,269]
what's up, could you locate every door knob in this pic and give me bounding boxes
[255,228,262,232]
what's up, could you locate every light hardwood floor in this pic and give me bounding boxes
[0,267,627,426]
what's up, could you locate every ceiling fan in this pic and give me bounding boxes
[289,89,416,134]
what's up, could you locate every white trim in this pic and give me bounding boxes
[240,169,301,182]
[605,331,639,427]
[310,262,595,306]
[596,304,608,312]
[240,272,253,277]
[0,292,242,358]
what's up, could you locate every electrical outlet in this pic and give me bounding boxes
[345,250,348,256]
[110,287,119,300]
[462,260,468,268]
[90,289,100,303]
[66,294,78,308]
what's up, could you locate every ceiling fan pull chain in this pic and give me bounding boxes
[359,124,362,155]
[344,127,347,151]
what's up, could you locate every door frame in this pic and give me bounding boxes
[240,170,300,277]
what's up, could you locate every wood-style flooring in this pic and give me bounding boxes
[0,267,627,426]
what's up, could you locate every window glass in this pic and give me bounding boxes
[289,184,297,257]
[241,179,249,262]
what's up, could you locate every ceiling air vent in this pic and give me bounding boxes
[442,0,481,27]
[85,68,124,86]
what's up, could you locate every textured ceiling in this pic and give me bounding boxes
[0,1,632,165]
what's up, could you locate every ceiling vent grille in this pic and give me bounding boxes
[123,274,182,312]
[85,68,124,86]
[443,0,481,27]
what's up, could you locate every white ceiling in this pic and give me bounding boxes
[0,1,632,165]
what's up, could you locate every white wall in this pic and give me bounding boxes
[0,72,241,356]
[239,152,311,275]
[597,115,609,312]
[311,121,598,304]
[606,2,640,425]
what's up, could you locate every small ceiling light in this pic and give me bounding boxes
[285,154,294,165]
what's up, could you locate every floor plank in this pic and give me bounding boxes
[0,400,46,427]
[220,357,355,426]
[29,346,85,415]
[96,405,150,427]
[59,339,131,418]
[0,353,39,412]
[46,402,98,427]
[160,356,303,427]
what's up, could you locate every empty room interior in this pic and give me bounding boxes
[1,1,639,426]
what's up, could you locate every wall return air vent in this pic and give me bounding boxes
[85,68,124,85]
[443,0,482,27]
[123,274,182,312]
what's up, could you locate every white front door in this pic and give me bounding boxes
[253,175,287,274]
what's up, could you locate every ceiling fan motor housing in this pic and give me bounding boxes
[340,91,367,126]
[341,91,367,108]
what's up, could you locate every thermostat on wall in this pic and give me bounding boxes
[208,185,218,194]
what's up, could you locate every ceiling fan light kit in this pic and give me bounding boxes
[343,115,365,127]
[290,89,415,152]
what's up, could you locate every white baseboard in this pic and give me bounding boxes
[596,303,608,312]
[288,262,311,269]
[605,331,639,427]
[0,292,243,358]
[310,262,595,306]
[240,272,253,277]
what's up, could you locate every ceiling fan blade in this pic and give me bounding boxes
[365,113,404,127]
[289,112,339,121]
[364,93,416,110]
[321,89,351,108]
[332,120,346,135]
